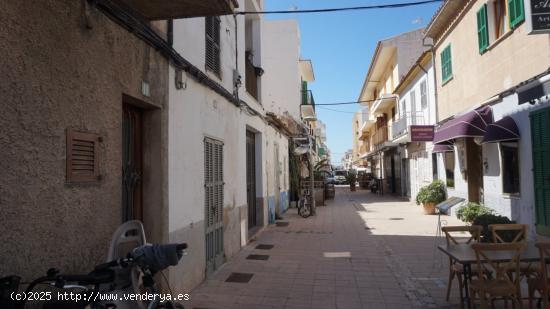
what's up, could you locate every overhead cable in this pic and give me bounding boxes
[231,0,444,15]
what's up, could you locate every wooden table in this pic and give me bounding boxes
[438,242,541,308]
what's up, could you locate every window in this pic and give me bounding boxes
[501,142,520,194]
[400,98,407,118]
[444,151,455,188]
[410,89,417,117]
[477,4,489,53]
[205,16,221,76]
[508,0,525,29]
[420,80,428,109]
[66,129,101,183]
[478,0,511,54]
[440,44,453,83]
[493,0,508,39]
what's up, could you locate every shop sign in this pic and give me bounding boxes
[527,0,550,34]
[410,125,435,142]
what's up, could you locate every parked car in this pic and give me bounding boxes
[334,170,348,185]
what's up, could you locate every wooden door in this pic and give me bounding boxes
[246,131,257,229]
[122,104,143,222]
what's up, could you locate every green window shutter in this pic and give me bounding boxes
[440,45,453,83]
[301,81,308,105]
[531,108,550,234]
[477,5,489,54]
[509,0,525,29]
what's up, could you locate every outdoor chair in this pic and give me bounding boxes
[442,225,483,309]
[470,243,524,309]
[490,224,528,244]
[527,242,550,309]
[490,224,539,278]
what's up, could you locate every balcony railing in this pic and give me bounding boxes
[300,90,316,121]
[391,112,425,139]
[373,126,389,146]
[302,90,315,109]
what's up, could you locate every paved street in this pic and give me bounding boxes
[187,187,464,309]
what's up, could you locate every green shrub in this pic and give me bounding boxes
[346,169,357,184]
[472,214,515,242]
[415,180,446,205]
[456,202,494,223]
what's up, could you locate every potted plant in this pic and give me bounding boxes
[347,169,357,192]
[415,180,446,214]
[473,214,515,242]
[456,202,494,224]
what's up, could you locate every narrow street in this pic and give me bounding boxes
[188,187,463,309]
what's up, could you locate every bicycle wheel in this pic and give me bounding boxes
[298,204,311,218]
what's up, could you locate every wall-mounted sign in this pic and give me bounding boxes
[527,0,550,34]
[410,125,435,142]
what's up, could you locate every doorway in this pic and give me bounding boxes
[204,137,224,275]
[466,138,484,203]
[274,143,280,216]
[246,131,257,229]
[122,103,143,222]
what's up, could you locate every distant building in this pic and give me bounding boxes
[356,29,428,195]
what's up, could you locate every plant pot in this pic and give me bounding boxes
[422,202,436,215]
[350,184,356,192]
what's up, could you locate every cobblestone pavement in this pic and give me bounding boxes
[185,187,470,309]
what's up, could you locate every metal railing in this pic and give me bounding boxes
[301,90,315,110]
[391,112,425,139]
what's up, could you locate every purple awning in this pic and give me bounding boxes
[433,106,493,144]
[482,116,520,143]
[432,143,454,153]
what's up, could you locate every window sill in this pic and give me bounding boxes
[483,30,514,54]
[442,76,453,86]
[502,193,521,199]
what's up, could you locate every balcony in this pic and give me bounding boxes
[301,90,316,122]
[360,109,376,133]
[391,112,425,143]
[371,94,397,116]
[116,0,238,20]
[359,142,370,155]
[373,126,388,146]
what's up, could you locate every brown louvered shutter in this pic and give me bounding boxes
[66,129,101,183]
[205,16,221,76]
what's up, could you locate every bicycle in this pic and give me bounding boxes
[1,241,187,309]
[297,188,313,218]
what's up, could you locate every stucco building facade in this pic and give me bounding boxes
[425,0,550,237]
[1,0,316,295]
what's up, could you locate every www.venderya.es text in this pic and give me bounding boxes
[11,291,190,303]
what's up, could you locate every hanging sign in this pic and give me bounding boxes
[527,0,550,34]
[410,125,435,142]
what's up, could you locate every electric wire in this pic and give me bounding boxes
[230,0,444,15]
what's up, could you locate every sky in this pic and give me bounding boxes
[264,0,442,165]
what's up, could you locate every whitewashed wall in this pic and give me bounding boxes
[164,0,297,293]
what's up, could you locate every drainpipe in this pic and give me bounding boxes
[422,37,438,125]
[423,36,440,180]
